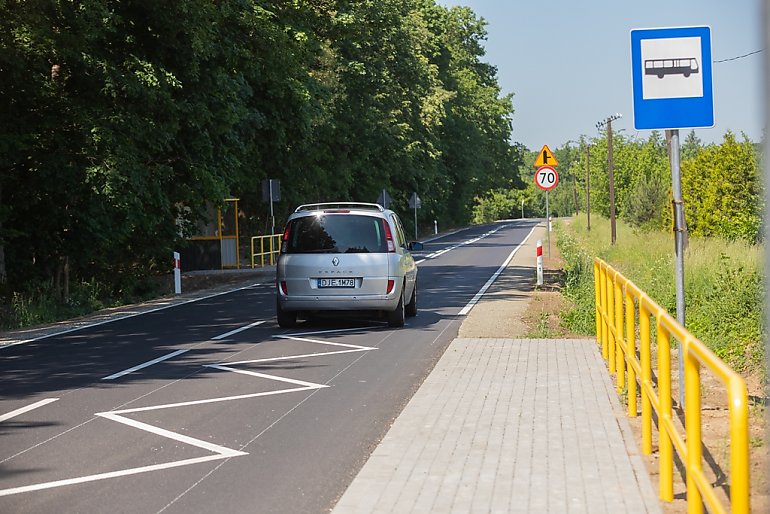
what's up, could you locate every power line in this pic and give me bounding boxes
[713,48,764,63]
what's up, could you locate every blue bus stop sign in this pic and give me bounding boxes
[631,26,713,130]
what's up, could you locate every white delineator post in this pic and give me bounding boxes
[173,252,181,294]
[536,240,543,286]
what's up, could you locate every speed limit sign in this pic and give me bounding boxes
[535,165,559,190]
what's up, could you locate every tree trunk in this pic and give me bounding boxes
[63,256,70,303]
[0,181,5,284]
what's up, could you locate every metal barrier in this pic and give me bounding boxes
[594,258,749,514]
[251,234,281,268]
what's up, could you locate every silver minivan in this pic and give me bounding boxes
[276,202,422,328]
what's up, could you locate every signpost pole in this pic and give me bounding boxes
[545,191,551,257]
[269,180,275,236]
[630,26,712,411]
[671,129,686,408]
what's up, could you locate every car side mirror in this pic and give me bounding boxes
[408,241,424,251]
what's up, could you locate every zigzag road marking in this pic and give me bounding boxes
[0,328,377,497]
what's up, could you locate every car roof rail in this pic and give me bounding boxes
[294,202,385,213]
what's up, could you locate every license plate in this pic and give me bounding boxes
[318,278,355,288]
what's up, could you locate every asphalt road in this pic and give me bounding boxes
[0,220,539,514]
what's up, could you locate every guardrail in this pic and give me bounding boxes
[251,234,281,268]
[594,258,749,514]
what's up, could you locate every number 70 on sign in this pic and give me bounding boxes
[535,165,559,190]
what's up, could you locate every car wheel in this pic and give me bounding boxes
[277,300,297,328]
[387,286,405,328]
[405,280,417,317]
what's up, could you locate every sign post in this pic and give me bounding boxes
[408,192,422,240]
[262,179,281,235]
[534,164,559,256]
[631,25,713,408]
[377,189,392,209]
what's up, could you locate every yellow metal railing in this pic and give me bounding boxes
[594,258,749,514]
[251,234,281,268]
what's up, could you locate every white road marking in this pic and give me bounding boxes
[204,365,330,389]
[102,349,189,380]
[0,455,232,497]
[458,225,537,316]
[415,224,508,264]
[0,283,263,349]
[97,412,247,457]
[274,334,374,350]
[287,326,376,337]
[0,398,59,423]
[0,309,378,497]
[212,320,266,340]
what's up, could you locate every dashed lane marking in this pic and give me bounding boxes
[0,399,59,424]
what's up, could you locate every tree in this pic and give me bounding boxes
[681,132,762,242]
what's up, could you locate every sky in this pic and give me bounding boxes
[439,0,765,151]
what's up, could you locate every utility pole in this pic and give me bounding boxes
[596,113,622,244]
[586,143,591,231]
[572,174,579,215]
[607,119,617,245]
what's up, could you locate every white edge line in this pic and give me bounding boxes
[458,225,538,316]
[0,398,59,423]
[212,320,266,340]
[102,349,189,380]
[1,283,263,349]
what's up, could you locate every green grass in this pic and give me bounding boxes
[557,214,765,375]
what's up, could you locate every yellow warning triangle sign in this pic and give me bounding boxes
[534,145,558,167]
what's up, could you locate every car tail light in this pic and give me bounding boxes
[387,279,395,294]
[279,281,288,295]
[382,220,396,252]
[282,222,291,243]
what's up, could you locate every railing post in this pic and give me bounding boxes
[640,303,652,454]
[657,322,674,502]
[607,272,616,373]
[614,276,624,391]
[684,339,703,513]
[251,237,256,269]
[600,265,609,360]
[626,289,637,417]
[729,378,750,514]
[594,260,602,346]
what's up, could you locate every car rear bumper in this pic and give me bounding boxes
[277,293,400,312]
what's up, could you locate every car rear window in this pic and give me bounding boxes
[284,214,387,254]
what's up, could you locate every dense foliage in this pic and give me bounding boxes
[474,131,764,246]
[0,0,522,324]
[556,215,765,375]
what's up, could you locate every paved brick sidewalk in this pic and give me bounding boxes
[332,338,661,514]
